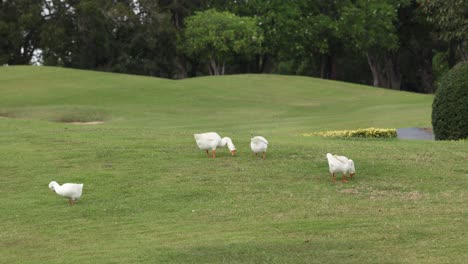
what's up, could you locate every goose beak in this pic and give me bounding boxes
[231,150,236,156]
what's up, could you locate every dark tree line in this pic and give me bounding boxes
[1,0,466,93]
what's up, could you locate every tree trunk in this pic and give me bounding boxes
[448,40,456,67]
[385,52,401,90]
[174,57,188,79]
[208,57,223,75]
[256,54,269,73]
[458,41,468,62]
[320,55,327,79]
[320,54,337,79]
[366,53,386,87]
[366,51,401,90]
[189,59,198,77]
[207,60,213,75]
[209,57,216,75]
[330,54,337,80]
[419,47,435,93]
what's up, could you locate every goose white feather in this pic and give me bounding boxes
[194,132,236,158]
[250,136,268,159]
[326,153,355,182]
[48,181,83,205]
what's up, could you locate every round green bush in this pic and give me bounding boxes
[431,62,468,140]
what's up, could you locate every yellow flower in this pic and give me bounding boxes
[303,128,397,138]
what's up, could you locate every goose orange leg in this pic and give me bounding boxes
[212,149,216,159]
[332,173,336,183]
[262,152,266,160]
[342,173,348,183]
[205,150,209,157]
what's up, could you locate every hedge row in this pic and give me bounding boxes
[303,128,397,138]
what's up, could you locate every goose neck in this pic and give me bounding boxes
[221,137,236,151]
[53,183,64,195]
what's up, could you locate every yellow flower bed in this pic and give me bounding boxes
[302,128,397,138]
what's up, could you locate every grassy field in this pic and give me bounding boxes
[0,66,466,263]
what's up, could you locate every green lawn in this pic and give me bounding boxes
[0,66,466,263]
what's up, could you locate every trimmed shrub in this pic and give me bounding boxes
[303,128,397,138]
[432,62,468,140]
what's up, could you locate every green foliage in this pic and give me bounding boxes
[0,0,463,92]
[432,62,468,140]
[181,9,263,75]
[432,51,450,86]
[213,0,293,56]
[305,128,397,138]
[417,0,467,67]
[339,0,409,52]
[418,0,467,43]
[0,0,43,64]
[40,0,181,77]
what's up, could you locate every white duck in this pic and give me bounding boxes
[326,153,356,183]
[250,136,268,159]
[194,132,236,158]
[48,181,83,205]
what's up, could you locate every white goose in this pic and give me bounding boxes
[194,132,236,158]
[326,153,356,183]
[48,181,83,205]
[250,136,268,159]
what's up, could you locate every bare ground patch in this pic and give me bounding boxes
[339,186,425,201]
[369,189,424,201]
[68,121,105,125]
[339,188,359,194]
[0,112,16,118]
[52,107,108,124]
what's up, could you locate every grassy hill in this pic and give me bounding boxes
[0,66,466,263]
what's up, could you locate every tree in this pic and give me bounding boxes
[418,0,468,65]
[41,0,181,77]
[216,0,350,79]
[0,0,44,65]
[40,0,76,66]
[397,1,437,93]
[206,0,292,73]
[112,0,179,78]
[431,62,468,140]
[41,0,115,69]
[339,0,410,90]
[181,9,262,75]
[284,0,344,79]
[153,0,209,77]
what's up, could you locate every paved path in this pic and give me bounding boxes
[397,128,434,140]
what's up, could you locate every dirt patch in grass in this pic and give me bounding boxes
[52,107,108,124]
[406,191,424,200]
[0,112,16,118]
[0,106,108,124]
[339,187,424,201]
[339,188,359,194]
[67,121,104,125]
[54,114,105,123]
[370,189,424,201]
